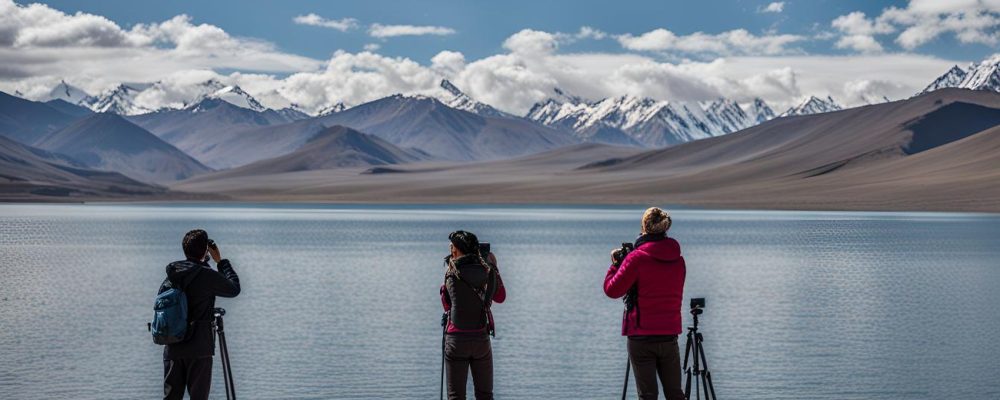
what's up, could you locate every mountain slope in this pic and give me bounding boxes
[0,134,165,200]
[44,99,94,117]
[438,80,512,118]
[33,113,211,183]
[128,98,304,168]
[316,94,579,161]
[0,91,79,144]
[184,125,426,182]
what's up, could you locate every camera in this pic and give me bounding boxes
[690,297,705,315]
[612,242,634,266]
[479,242,491,257]
[208,239,218,250]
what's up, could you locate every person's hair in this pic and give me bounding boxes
[642,207,672,234]
[446,230,492,278]
[182,229,209,260]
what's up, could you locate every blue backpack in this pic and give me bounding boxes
[150,269,201,345]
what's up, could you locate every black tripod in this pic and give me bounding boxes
[440,312,448,400]
[682,306,716,400]
[213,307,237,400]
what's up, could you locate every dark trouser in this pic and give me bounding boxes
[163,357,213,400]
[628,336,685,400]
[444,335,493,400]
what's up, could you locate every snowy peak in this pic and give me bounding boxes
[209,85,266,112]
[921,65,968,94]
[526,91,771,147]
[47,80,93,105]
[781,96,842,117]
[89,84,150,115]
[437,79,510,118]
[959,55,1000,92]
[748,98,775,124]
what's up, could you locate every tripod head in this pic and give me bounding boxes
[688,298,705,329]
[214,307,226,318]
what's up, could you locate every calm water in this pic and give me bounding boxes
[1,204,998,400]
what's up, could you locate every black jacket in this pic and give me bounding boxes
[158,258,240,360]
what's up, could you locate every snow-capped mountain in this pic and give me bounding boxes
[780,96,843,117]
[208,85,266,112]
[46,80,94,106]
[920,55,1000,95]
[438,80,511,118]
[921,66,968,94]
[525,88,775,147]
[89,84,151,115]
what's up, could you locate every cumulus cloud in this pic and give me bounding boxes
[761,2,785,13]
[368,24,455,38]
[616,28,806,56]
[292,14,359,32]
[0,0,320,95]
[831,1,1000,52]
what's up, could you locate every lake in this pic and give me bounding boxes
[0,203,998,399]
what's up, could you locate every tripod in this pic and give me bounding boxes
[214,307,237,400]
[682,307,716,400]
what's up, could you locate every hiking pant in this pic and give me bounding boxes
[163,357,213,400]
[445,335,493,400]
[628,336,685,400]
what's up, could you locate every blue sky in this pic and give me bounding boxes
[2,0,999,113]
[36,0,994,63]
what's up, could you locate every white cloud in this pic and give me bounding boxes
[761,2,785,13]
[368,24,455,38]
[363,43,381,51]
[292,14,359,32]
[503,29,559,55]
[831,1,1000,52]
[616,28,806,56]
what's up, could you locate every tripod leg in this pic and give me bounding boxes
[621,357,630,400]
[683,331,694,399]
[696,334,716,400]
[218,329,236,400]
[440,325,446,400]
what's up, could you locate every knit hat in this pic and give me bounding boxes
[642,207,672,234]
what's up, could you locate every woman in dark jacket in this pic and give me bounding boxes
[604,207,686,400]
[440,230,506,400]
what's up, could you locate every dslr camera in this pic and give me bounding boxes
[612,242,634,266]
[690,297,706,315]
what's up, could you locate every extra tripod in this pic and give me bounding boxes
[213,307,237,400]
[683,306,716,400]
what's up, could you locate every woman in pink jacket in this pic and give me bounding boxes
[604,207,686,400]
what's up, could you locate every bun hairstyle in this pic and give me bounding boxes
[641,207,672,235]
[446,230,492,278]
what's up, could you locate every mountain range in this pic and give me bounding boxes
[3,54,1000,208]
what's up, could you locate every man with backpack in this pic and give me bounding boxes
[440,230,505,400]
[155,229,241,400]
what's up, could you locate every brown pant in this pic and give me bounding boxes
[444,335,493,400]
[628,337,685,400]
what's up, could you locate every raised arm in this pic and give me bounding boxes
[206,259,241,298]
[604,252,639,299]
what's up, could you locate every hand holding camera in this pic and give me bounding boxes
[208,239,222,263]
[611,242,634,266]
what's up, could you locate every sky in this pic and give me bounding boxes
[2,0,999,114]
